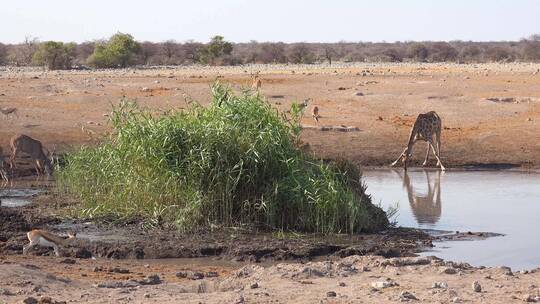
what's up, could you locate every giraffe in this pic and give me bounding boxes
[394,169,442,225]
[390,111,445,171]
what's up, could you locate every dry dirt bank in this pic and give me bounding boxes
[1,254,539,303]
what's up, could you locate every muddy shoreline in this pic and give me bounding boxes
[0,191,434,262]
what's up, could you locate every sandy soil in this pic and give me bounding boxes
[0,62,539,169]
[2,254,539,303]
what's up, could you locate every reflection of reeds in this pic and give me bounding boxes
[58,83,388,233]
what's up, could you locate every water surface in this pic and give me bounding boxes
[363,169,540,270]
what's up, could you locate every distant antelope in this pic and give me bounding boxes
[252,75,262,90]
[0,107,18,119]
[390,111,445,171]
[311,106,320,122]
[23,229,76,257]
[10,134,54,176]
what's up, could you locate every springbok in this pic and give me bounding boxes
[251,73,262,90]
[10,134,54,176]
[23,229,76,257]
[311,106,320,122]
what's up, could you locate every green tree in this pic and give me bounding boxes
[32,41,76,70]
[88,33,140,68]
[197,35,233,65]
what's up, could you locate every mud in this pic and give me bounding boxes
[0,196,432,262]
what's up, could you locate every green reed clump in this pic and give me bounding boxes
[58,83,388,233]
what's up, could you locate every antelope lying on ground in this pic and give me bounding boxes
[23,229,77,257]
[10,134,53,176]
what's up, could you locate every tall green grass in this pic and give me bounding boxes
[58,83,388,233]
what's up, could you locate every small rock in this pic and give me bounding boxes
[0,288,15,296]
[451,297,462,303]
[141,87,150,92]
[250,282,259,289]
[400,291,418,301]
[96,281,139,289]
[472,281,482,292]
[338,282,346,287]
[32,286,45,293]
[23,297,38,304]
[60,258,76,265]
[154,80,160,84]
[354,92,364,96]
[109,267,129,274]
[206,271,219,278]
[441,267,457,274]
[176,271,204,280]
[326,291,337,297]
[527,118,533,122]
[139,274,161,285]
[144,293,151,298]
[371,280,397,288]
[523,294,540,302]
[432,282,448,289]
[93,266,102,272]
[38,296,53,304]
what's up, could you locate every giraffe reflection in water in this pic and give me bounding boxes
[394,169,442,225]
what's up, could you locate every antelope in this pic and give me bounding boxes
[23,229,76,257]
[0,107,18,119]
[251,72,262,90]
[10,134,54,176]
[311,106,320,122]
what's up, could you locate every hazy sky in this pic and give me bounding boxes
[2,0,539,43]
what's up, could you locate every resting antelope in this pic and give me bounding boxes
[390,111,445,171]
[23,229,76,257]
[10,134,54,176]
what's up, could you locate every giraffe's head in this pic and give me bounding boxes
[402,152,413,170]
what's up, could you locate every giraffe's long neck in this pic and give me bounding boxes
[405,125,418,156]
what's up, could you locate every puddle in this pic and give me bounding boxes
[0,185,45,208]
[0,197,33,207]
[363,169,540,270]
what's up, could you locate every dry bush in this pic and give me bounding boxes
[428,42,458,62]
[0,43,7,65]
